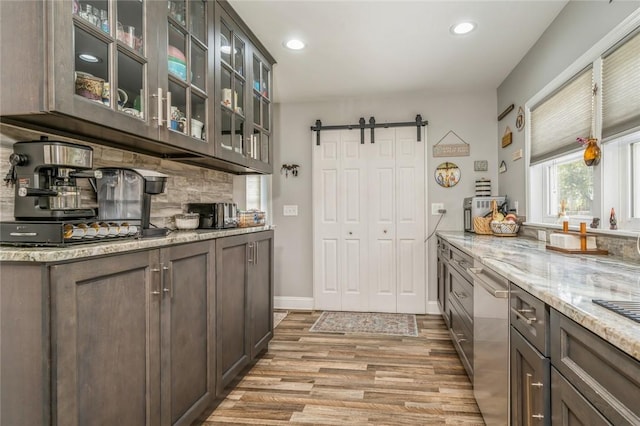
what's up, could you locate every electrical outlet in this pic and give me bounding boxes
[431,203,444,215]
[537,230,546,241]
[514,201,519,215]
[283,205,298,216]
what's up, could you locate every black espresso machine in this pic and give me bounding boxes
[1,137,167,245]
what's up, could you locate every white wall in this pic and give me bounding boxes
[497,1,640,215]
[272,90,498,306]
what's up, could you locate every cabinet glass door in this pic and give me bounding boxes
[248,53,272,171]
[62,0,153,137]
[163,0,210,150]
[219,17,247,158]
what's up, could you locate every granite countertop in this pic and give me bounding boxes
[0,226,274,263]
[437,231,640,362]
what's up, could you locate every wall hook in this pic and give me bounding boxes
[281,164,299,178]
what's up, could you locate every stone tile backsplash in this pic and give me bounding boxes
[0,125,234,228]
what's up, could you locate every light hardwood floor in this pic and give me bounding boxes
[195,311,485,425]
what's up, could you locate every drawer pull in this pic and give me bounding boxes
[453,291,467,299]
[512,307,537,324]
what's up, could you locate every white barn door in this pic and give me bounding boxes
[313,126,425,313]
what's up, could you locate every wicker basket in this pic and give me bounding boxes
[237,210,266,228]
[473,216,493,235]
[490,221,520,236]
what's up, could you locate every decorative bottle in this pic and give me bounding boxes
[609,208,617,230]
[583,138,601,167]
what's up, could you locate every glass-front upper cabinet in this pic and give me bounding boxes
[248,51,272,172]
[215,6,249,166]
[160,0,213,154]
[46,0,158,139]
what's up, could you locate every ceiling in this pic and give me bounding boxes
[228,0,568,104]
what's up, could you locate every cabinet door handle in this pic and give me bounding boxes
[255,241,259,265]
[525,373,545,424]
[151,267,161,295]
[162,265,171,298]
[165,91,172,130]
[525,373,533,426]
[152,88,164,125]
[248,242,254,264]
[511,307,537,324]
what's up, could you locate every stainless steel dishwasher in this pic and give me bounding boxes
[468,262,510,426]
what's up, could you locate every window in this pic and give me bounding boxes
[527,25,640,232]
[246,175,261,210]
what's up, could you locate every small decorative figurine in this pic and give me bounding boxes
[609,208,617,230]
[590,217,600,229]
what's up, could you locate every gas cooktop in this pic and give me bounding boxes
[592,299,640,324]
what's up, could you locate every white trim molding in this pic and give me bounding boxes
[274,296,314,311]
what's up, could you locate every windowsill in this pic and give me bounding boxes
[524,222,640,238]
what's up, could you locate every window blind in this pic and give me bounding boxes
[530,67,593,165]
[602,28,640,139]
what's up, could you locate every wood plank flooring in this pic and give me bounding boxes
[195,311,485,425]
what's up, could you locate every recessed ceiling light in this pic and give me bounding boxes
[450,22,476,35]
[284,39,305,50]
[78,53,101,63]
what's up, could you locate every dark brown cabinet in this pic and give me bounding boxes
[0,0,274,174]
[51,240,216,426]
[436,237,450,326]
[0,240,215,426]
[550,309,640,426]
[51,250,162,426]
[551,367,611,426]
[216,230,274,394]
[249,232,274,358]
[510,327,550,426]
[445,244,474,379]
[214,2,273,173]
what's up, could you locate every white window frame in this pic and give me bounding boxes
[526,11,640,234]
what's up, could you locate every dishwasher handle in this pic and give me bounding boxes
[468,267,509,298]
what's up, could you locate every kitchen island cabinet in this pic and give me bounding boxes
[215,230,274,393]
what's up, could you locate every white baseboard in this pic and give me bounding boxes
[274,296,314,311]
[426,300,440,315]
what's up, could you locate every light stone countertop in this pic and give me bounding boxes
[0,226,274,263]
[437,231,640,362]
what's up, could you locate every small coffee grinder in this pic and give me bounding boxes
[95,168,168,238]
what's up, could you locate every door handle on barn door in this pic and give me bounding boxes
[383,229,387,234]
[348,231,353,235]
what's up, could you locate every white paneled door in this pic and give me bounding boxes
[313,127,425,313]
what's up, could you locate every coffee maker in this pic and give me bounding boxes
[6,137,96,220]
[95,168,168,238]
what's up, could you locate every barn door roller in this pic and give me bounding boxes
[311,115,428,146]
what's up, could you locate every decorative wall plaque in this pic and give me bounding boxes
[435,162,461,188]
[501,126,513,148]
[474,160,488,171]
[433,130,470,157]
[515,106,525,131]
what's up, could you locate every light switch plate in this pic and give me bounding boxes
[283,205,298,216]
[537,230,546,241]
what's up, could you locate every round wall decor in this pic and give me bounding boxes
[435,162,461,188]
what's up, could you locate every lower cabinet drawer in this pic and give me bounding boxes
[449,298,473,379]
[510,283,549,356]
[449,266,473,320]
[551,367,611,426]
[550,309,640,426]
